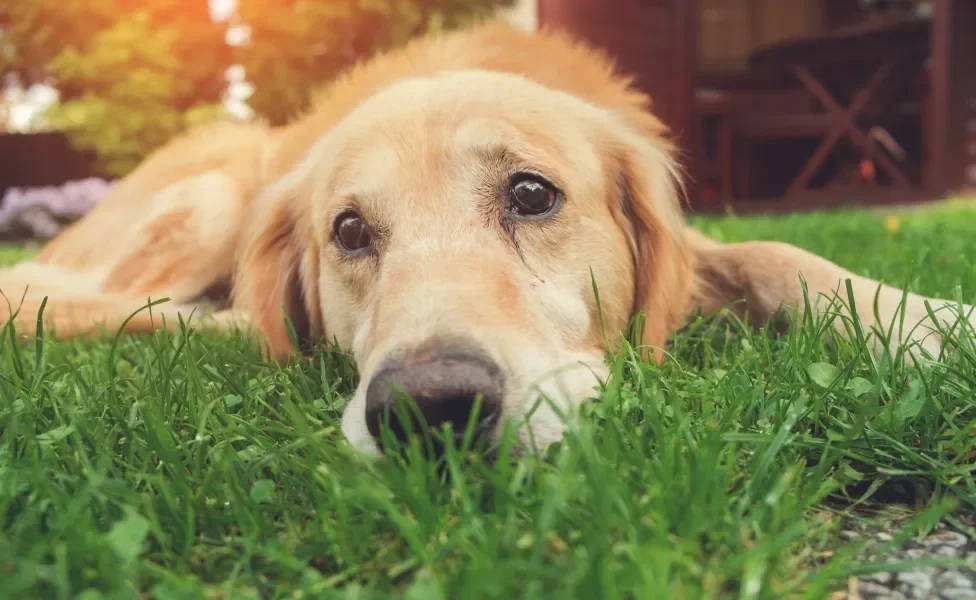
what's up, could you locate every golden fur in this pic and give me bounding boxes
[2,22,972,454]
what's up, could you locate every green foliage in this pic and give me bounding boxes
[0,244,38,264]
[43,11,227,176]
[234,0,517,125]
[1,0,231,177]
[2,0,516,175]
[0,0,118,88]
[1,0,229,105]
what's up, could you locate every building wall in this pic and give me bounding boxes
[969,99,976,189]
[699,0,825,74]
[930,0,976,194]
[500,0,831,73]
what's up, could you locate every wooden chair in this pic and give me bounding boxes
[695,81,824,202]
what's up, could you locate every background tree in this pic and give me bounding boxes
[0,0,232,176]
[233,0,515,126]
[0,0,516,176]
[0,0,117,92]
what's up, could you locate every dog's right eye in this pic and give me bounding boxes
[507,174,559,218]
[333,210,372,253]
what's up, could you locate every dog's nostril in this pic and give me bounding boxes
[364,343,504,455]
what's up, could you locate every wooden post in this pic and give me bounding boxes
[928,0,976,196]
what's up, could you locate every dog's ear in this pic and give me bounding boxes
[607,126,693,364]
[233,171,322,360]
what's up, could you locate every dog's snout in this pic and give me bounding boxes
[365,342,504,453]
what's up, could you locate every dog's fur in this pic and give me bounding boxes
[2,23,973,455]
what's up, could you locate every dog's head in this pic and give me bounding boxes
[234,68,691,456]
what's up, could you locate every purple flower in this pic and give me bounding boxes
[0,178,116,240]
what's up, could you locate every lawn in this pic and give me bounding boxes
[2,201,975,599]
[0,244,39,265]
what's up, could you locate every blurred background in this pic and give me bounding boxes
[0,0,974,240]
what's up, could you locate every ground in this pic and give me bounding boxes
[1,200,975,599]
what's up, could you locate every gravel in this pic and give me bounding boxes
[834,512,976,600]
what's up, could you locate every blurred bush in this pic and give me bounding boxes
[234,0,515,126]
[0,0,514,177]
[0,0,230,177]
[43,11,230,176]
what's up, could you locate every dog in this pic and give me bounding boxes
[2,23,973,457]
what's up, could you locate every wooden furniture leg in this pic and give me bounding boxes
[786,61,912,195]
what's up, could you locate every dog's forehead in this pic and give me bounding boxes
[327,71,605,190]
[331,69,608,156]
[350,69,602,122]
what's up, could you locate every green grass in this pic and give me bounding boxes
[0,244,37,265]
[2,201,976,599]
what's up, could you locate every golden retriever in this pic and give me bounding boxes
[1,23,973,457]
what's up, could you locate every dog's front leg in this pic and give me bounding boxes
[685,228,976,362]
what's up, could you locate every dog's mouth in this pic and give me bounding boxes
[192,278,234,311]
[370,400,504,465]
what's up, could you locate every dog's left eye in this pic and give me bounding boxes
[507,175,558,217]
[334,210,373,253]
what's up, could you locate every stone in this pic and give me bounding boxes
[940,589,976,600]
[931,532,969,548]
[863,571,894,584]
[897,569,935,599]
[932,544,965,558]
[938,571,976,589]
[857,580,898,597]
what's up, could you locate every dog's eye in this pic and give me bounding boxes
[507,175,558,217]
[334,210,372,253]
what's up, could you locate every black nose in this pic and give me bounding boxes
[365,341,504,455]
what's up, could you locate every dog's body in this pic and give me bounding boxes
[2,23,973,456]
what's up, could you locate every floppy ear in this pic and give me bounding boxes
[607,127,694,364]
[232,171,323,360]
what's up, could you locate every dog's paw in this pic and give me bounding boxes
[199,308,253,333]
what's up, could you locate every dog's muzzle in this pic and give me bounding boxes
[364,339,505,457]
